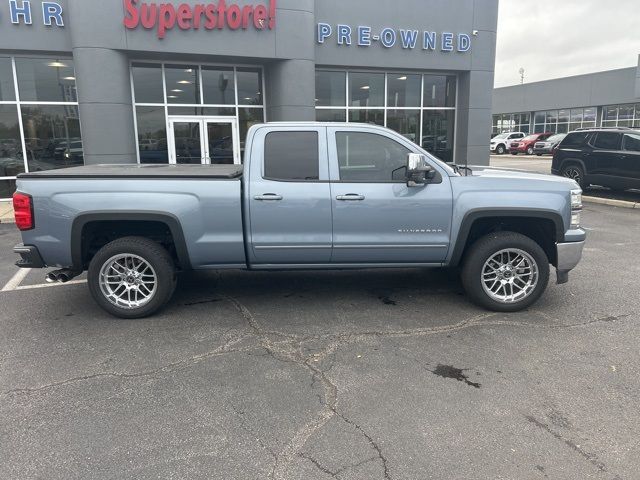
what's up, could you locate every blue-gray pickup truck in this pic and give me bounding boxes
[12,123,585,318]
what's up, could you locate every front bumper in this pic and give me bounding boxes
[555,240,585,284]
[13,244,45,268]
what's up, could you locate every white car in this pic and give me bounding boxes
[490,132,525,155]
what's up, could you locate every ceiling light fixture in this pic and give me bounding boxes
[47,61,67,68]
[62,76,76,81]
[177,80,192,84]
[171,89,183,92]
[360,85,370,90]
[397,76,407,81]
[167,95,178,99]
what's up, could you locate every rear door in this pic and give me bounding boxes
[590,132,623,181]
[621,132,640,188]
[247,126,333,264]
[327,126,453,264]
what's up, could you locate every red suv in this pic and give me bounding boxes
[509,133,553,155]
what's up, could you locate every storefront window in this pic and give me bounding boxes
[165,65,200,105]
[21,105,83,172]
[315,71,346,107]
[236,69,263,106]
[135,106,169,164]
[132,63,164,104]
[238,108,265,151]
[422,110,455,162]
[348,109,384,126]
[387,74,421,108]
[316,109,347,122]
[0,105,23,179]
[132,63,266,165]
[202,67,235,105]
[15,58,77,102]
[349,72,385,107]
[423,75,456,108]
[0,57,15,101]
[387,109,420,144]
[316,70,457,162]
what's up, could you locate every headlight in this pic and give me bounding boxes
[571,189,582,209]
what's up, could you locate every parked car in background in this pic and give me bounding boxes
[490,132,525,155]
[509,133,553,155]
[552,127,640,191]
[534,133,567,156]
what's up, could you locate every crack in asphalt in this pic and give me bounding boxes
[524,415,622,480]
[3,331,253,396]
[2,293,636,478]
[299,452,379,479]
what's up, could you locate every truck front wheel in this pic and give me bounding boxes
[461,232,550,312]
[88,236,177,319]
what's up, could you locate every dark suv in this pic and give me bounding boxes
[552,128,640,191]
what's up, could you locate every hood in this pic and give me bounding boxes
[464,166,579,188]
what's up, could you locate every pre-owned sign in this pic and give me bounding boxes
[123,0,277,39]
[317,23,472,53]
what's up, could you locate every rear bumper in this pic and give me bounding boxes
[13,244,45,268]
[555,240,585,284]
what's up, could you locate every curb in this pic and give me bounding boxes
[583,196,639,209]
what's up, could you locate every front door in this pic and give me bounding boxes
[327,127,453,264]
[168,117,240,165]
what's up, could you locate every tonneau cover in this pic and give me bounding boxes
[18,164,243,179]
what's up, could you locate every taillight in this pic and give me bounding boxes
[13,192,34,231]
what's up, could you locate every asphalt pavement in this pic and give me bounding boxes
[1,202,640,479]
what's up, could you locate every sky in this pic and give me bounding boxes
[495,0,640,87]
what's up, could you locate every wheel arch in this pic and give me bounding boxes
[449,209,565,268]
[70,212,192,271]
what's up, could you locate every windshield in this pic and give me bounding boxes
[492,133,509,140]
[522,135,537,141]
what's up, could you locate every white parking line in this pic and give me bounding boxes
[15,279,87,291]
[1,268,31,292]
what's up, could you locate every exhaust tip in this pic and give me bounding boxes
[45,274,56,283]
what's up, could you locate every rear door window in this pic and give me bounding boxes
[622,132,640,152]
[593,132,622,150]
[264,131,319,181]
[561,132,590,148]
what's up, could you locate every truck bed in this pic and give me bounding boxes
[18,164,244,179]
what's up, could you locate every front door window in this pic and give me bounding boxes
[168,117,240,165]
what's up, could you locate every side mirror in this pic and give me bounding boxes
[406,153,435,187]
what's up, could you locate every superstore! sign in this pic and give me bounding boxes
[123,0,277,39]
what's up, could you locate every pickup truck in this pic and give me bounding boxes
[12,123,586,318]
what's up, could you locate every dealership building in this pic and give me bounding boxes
[492,58,640,136]
[0,0,500,200]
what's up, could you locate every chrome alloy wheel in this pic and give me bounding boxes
[562,166,582,184]
[481,248,539,304]
[98,254,157,309]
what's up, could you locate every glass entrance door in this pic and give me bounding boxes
[168,117,240,165]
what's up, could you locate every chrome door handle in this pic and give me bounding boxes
[336,194,365,201]
[254,194,283,201]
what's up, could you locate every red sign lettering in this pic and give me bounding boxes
[123,0,276,39]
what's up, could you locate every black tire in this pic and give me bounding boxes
[461,232,550,312]
[536,153,542,156]
[88,236,177,319]
[560,163,586,189]
[511,152,518,155]
[527,146,534,155]
[496,144,505,155]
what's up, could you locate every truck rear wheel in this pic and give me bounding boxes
[461,232,550,312]
[88,236,177,319]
